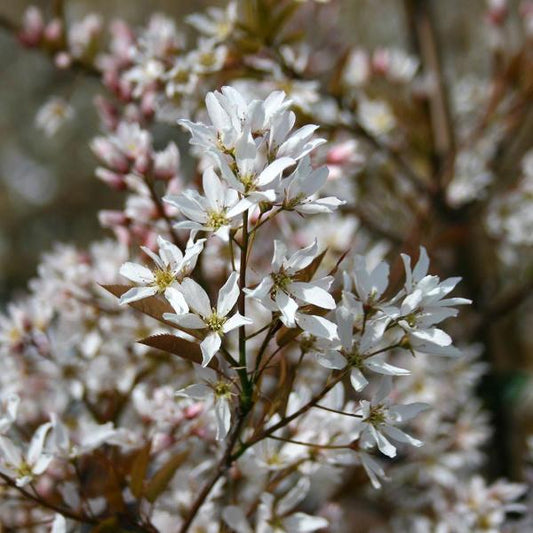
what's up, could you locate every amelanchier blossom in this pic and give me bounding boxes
[164,272,252,366]
[119,235,204,305]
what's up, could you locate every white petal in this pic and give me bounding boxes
[164,287,189,314]
[256,157,295,187]
[176,383,211,400]
[382,425,423,448]
[180,278,212,317]
[316,350,346,370]
[119,286,158,305]
[350,368,369,391]
[157,236,183,268]
[217,272,240,317]
[0,436,22,466]
[365,355,410,376]
[289,282,336,309]
[214,399,231,440]
[163,312,206,329]
[283,513,329,532]
[200,333,221,367]
[119,262,154,284]
[369,425,396,458]
[222,312,253,333]
[275,290,298,327]
[27,422,52,466]
[222,506,252,533]
[296,314,338,340]
[413,246,429,282]
[411,327,451,347]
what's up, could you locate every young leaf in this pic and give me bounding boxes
[145,450,189,503]
[139,334,218,369]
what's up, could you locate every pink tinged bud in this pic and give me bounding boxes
[91,138,129,172]
[35,475,54,497]
[133,154,151,175]
[98,210,127,227]
[487,0,508,25]
[327,142,358,165]
[95,168,126,190]
[94,96,119,131]
[372,48,390,76]
[154,143,180,180]
[184,403,203,419]
[118,79,133,101]
[54,52,72,69]
[114,226,132,247]
[19,7,44,47]
[141,91,156,118]
[151,433,174,453]
[44,19,63,44]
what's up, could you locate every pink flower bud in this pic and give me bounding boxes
[19,7,44,47]
[44,18,63,45]
[95,168,127,190]
[98,210,127,227]
[184,403,204,419]
[91,138,129,172]
[372,48,390,76]
[54,51,72,69]
[152,432,174,452]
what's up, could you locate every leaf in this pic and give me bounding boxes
[145,450,189,503]
[129,443,151,499]
[139,334,218,369]
[100,284,202,339]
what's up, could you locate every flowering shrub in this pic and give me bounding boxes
[0,1,532,531]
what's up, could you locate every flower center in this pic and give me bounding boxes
[364,404,386,426]
[214,381,232,399]
[271,270,291,292]
[240,173,256,193]
[153,268,175,292]
[206,310,227,333]
[206,210,229,230]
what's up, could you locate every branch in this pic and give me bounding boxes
[0,472,97,525]
[403,0,456,188]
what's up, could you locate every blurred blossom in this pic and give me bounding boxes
[1,147,58,206]
[34,97,74,138]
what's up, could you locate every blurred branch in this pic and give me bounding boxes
[403,0,456,189]
[483,279,533,322]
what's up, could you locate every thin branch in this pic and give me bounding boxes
[0,472,97,525]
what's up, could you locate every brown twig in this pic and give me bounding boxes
[0,472,97,525]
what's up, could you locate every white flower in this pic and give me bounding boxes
[358,98,396,136]
[0,422,52,486]
[393,247,471,356]
[119,235,204,305]
[163,167,250,241]
[186,3,238,40]
[316,306,408,391]
[350,378,426,458]
[163,272,252,366]
[35,97,74,137]
[176,368,235,440]
[245,240,337,339]
[276,156,344,215]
